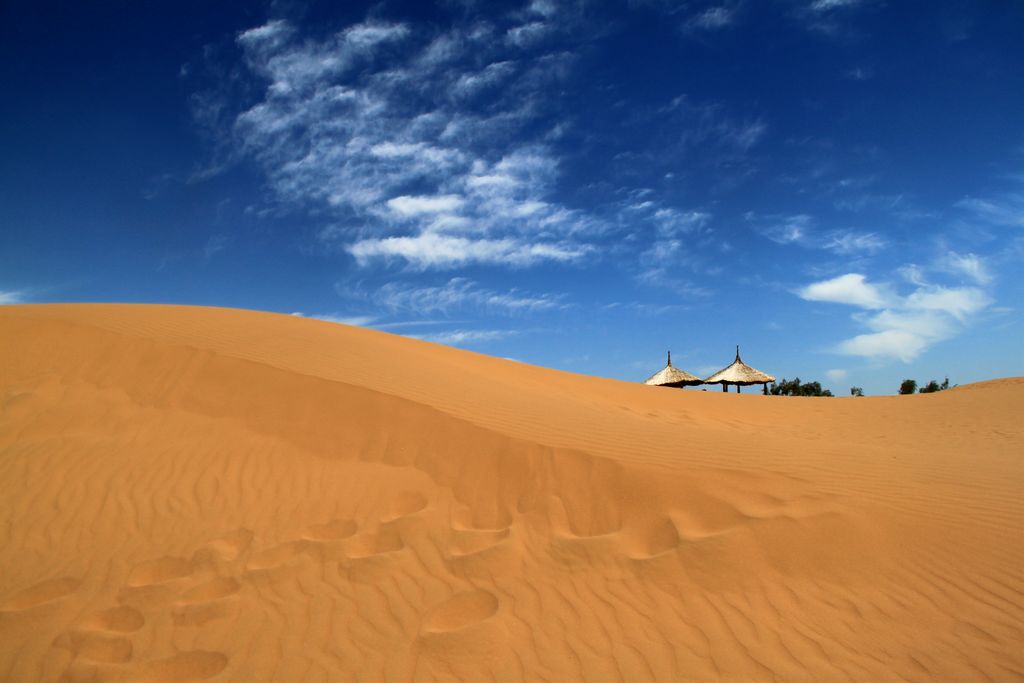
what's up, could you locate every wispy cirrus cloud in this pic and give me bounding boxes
[386,195,465,217]
[290,310,515,348]
[940,251,992,285]
[797,266,992,362]
[644,95,767,156]
[372,277,565,314]
[203,234,228,260]
[193,8,769,282]
[623,199,717,295]
[348,232,587,269]
[685,6,737,31]
[808,0,864,11]
[220,10,600,270]
[290,312,378,326]
[413,328,516,345]
[797,0,871,36]
[753,213,812,245]
[822,230,886,254]
[748,213,886,253]
[955,193,1024,227]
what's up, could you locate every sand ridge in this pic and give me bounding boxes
[1,304,1021,682]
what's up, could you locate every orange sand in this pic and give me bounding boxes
[1,304,1021,682]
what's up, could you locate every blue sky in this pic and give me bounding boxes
[2,1,1022,395]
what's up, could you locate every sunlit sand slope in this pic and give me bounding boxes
[1,304,1021,682]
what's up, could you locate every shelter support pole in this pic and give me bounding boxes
[722,384,727,393]
[736,385,741,394]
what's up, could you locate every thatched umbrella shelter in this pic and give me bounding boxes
[705,346,775,394]
[644,352,703,388]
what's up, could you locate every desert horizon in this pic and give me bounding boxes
[1,303,1021,682]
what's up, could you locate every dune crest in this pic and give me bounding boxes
[1,304,1021,682]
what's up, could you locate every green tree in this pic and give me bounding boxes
[919,377,952,394]
[769,378,833,397]
[899,379,917,395]
[850,387,863,397]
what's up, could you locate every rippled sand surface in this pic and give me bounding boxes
[1,304,1021,682]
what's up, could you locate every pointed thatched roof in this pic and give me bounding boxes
[644,352,703,387]
[704,346,775,385]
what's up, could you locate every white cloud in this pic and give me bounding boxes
[203,234,227,259]
[837,329,929,363]
[755,214,812,245]
[941,251,992,285]
[414,329,515,345]
[798,273,890,309]
[314,314,378,326]
[374,319,457,330]
[527,0,558,17]
[237,20,293,47]
[809,0,863,11]
[290,312,378,326]
[627,201,720,288]
[845,67,872,81]
[373,277,563,314]
[823,231,886,254]
[687,7,735,30]
[386,194,464,216]
[506,21,552,47]
[798,0,867,35]
[453,61,516,97]
[348,232,586,269]
[224,17,598,271]
[239,20,410,94]
[728,120,767,150]
[898,264,928,286]
[0,290,26,304]
[955,194,1024,227]
[751,216,885,254]
[799,273,991,362]
[636,266,712,298]
[343,22,411,49]
[652,208,710,236]
[903,286,989,322]
[658,95,767,153]
[825,368,847,382]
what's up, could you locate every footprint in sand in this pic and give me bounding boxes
[383,491,428,521]
[450,504,513,534]
[136,650,228,682]
[202,528,252,561]
[244,541,311,572]
[344,529,405,559]
[627,517,683,559]
[172,577,239,628]
[0,577,81,611]
[172,602,231,628]
[447,527,510,558]
[126,557,193,588]
[81,605,145,633]
[52,630,133,664]
[421,589,499,634]
[302,518,358,542]
[195,528,254,564]
[177,577,240,605]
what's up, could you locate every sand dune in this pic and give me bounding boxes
[1,304,1021,682]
